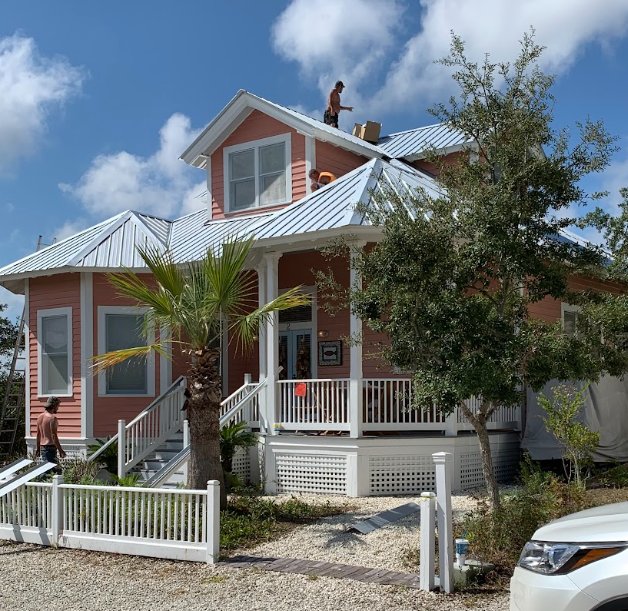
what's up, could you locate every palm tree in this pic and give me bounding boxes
[94,238,308,508]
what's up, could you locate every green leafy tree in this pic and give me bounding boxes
[319,32,628,507]
[539,384,599,487]
[95,238,309,508]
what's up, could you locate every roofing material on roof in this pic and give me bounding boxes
[253,158,444,241]
[377,123,472,160]
[180,90,388,169]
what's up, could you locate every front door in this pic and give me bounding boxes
[278,329,313,380]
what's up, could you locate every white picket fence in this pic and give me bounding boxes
[0,476,220,563]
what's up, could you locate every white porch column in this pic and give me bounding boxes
[257,265,268,433]
[349,243,364,438]
[264,252,282,435]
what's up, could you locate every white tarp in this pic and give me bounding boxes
[522,375,628,463]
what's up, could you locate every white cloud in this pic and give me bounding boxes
[60,113,206,221]
[0,34,84,175]
[4,203,14,213]
[272,0,405,124]
[272,0,628,117]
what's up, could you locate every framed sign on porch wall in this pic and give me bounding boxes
[318,340,342,366]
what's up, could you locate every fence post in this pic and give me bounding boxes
[183,419,190,448]
[206,480,220,564]
[433,452,454,593]
[117,419,126,479]
[51,474,64,546]
[444,407,458,437]
[419,491,436,591]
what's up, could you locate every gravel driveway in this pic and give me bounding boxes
[0,493,509,611]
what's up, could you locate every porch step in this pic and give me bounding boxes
[129,430,186,487]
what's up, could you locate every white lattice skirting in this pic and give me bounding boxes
[261,433,520,496]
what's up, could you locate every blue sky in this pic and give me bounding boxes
[1,0,628,319]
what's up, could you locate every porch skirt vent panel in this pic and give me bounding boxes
[275,453,347,494]
[369,455,436,495]
[232,447,252,483]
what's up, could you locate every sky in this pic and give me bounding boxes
[1,0,628,321]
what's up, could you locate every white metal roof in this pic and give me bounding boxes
[180,90,388,169]
[168,209,272,262]
[377,123,473,160]
[253,158,444,241]
[0,210,168,279]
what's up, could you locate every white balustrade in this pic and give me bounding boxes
[457,396,521,431]
[362,379,444,431]
[277,379,350,431]
[0,479,221,563]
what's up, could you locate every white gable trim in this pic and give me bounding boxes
[181,91,382,169]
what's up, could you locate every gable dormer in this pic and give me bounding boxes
[181,91,382,220]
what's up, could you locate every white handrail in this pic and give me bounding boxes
[146,379,264,488]
[89,376,187,464]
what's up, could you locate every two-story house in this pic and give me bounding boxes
[0,90,622,495]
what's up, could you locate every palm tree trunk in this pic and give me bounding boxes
[186,347,227,509]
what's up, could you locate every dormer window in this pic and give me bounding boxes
[224,133,292,213]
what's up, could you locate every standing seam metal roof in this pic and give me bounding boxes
[377,123,471,159]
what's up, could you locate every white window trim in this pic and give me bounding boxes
[97,306,156,398]
[561,302,582,334]
[37,306,73,398]
[223,133,292,214]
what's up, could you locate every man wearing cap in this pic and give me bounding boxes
[324,80,353,128]
[35,396,66,469]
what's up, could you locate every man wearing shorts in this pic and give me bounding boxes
[324,80,353,128]
[35,396,66,470]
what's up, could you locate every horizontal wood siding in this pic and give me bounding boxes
[210,110,306,218]
[528,275,625,323]
[413,151,468,176]
[92,273,161,437]
[315,141,367,179]
[29,274,82,437]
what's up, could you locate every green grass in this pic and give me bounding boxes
[220,494,352,553]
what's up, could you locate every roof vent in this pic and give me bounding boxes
[352,121,382,144]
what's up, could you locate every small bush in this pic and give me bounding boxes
[594,463,628,488]
[62,457,100,485]
[461,459,587,575]
[539,384,600,486]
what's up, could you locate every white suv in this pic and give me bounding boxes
[510,501,628,611]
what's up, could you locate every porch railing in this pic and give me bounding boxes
[277,379,350,431]
[89,376,187,477]
[274,378,520,434]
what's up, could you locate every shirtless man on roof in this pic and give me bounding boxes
[324,81,353,128]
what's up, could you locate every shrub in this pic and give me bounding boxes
[595,462,628,488]
[87,437,118,474]
[62,457,100,485]
[539,384,600,486]
[461,459,587,575]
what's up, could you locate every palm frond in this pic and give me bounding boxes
[92,342,167,374]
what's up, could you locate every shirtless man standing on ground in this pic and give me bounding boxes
[35,396,66,469]
[324,80,353,128]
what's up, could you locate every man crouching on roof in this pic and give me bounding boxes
[35,396,66,472]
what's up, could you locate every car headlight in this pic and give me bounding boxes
[518,541,626,575]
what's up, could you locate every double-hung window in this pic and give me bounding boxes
[38,307,72,397]
[562,303,581,337]
[98,306,155,397]
[224,134,291,212]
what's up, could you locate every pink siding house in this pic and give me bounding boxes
[0,90,619,495]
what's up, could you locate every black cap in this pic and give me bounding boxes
[335,80,344,88]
